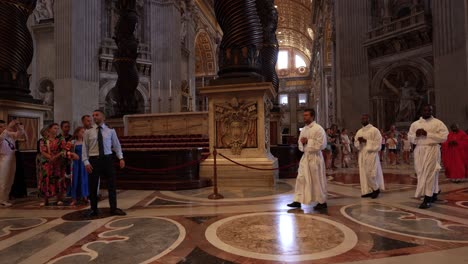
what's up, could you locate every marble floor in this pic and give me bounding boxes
[1,165,468,264]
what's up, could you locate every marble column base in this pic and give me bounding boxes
[200,155,278,187]
[199,82,278,187]
[0,100,50,122]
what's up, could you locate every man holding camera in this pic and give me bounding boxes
[0,119,24,207]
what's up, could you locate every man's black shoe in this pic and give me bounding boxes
[110,208,127,216]
[371,189,380,199]
[287,202,301,208]
[361,192,373,198]
[83,210,99,218]
[431,190,441,203]
[419,196,432,209]
[313,203,328,210]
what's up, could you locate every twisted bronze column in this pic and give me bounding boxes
[113,0,140,117]
[0,0,37,102]
[256,0,279,92]
[214,0,264,83]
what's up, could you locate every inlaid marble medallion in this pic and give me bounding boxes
[205,212,358,261]
[341,203,468,243]
[50,217,186,264]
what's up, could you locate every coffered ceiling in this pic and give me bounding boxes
[275,0,313,60]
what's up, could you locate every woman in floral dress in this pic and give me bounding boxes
[39,123,67,206]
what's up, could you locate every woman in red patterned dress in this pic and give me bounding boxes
[39,123,67,206]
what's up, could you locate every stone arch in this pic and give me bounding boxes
[99,80,150,113]
[370,58,434,129]
[195,30,216,77]
[371,58,434,94]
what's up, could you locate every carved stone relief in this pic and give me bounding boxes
[215,97,258,155]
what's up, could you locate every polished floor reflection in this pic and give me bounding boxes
[1,166,467,264]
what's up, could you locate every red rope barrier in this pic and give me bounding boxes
[218,152,299,171]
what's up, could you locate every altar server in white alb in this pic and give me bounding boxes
[408,104,448,209]
[354,114,385,199]
[287,108,328,210]
[0,119,24,207]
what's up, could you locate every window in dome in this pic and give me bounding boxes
[279,94,288,105]
[298,93,308,105]
[277,50,289,69]
[295,54,307,68]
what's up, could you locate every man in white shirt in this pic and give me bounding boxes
[354,114,385,199]
[82,110,126,217]
[81,115,92,130]
[0,119,24,207]
[81,114,100,196]
[287,108,328,210]
[408,105,448,209]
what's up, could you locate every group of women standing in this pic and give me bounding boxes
[36,123,89,206]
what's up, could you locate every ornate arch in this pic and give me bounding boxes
[370,58,434,128]
[195,30,216,77]
[371,58,434,95]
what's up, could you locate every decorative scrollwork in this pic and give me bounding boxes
[215,97,258,155]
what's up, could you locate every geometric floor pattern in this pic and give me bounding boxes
[1,166,468,264]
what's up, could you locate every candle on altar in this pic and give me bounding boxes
[169,80,172,97]
[188,80,191,108]
[158,80,161,97]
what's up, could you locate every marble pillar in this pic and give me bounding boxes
[149,0,182,113]
[334,0,370,132]
[182,1,197,112]
[432,0,468,128]
[54,0,101,126]
[289,93,298,135]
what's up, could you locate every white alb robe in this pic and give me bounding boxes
[0,129,22,202]
[354,124,385,195]
[294,122,328,204]
[408,117,448,197]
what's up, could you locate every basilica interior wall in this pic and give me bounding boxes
[433,0,468,129]
[334,0,370,132]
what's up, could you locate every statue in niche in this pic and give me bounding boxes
[180,80,190,111]
[34,0,54,23]
[38,80,54,120]
[215,97,257,155]
[383,78,424,122]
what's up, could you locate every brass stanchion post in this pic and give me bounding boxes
[208,149,224,199]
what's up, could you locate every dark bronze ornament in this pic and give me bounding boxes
[256,0,279,92]
[113,0,140,116]
[0,0,37,102]
[214,0,264,83]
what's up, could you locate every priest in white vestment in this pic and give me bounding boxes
[408,105,448,209]
[354,114,385,199]
[287,108,328,210]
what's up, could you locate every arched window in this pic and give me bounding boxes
[276,48,310,77]
[277,50,289,69]
[295,54,307,68]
